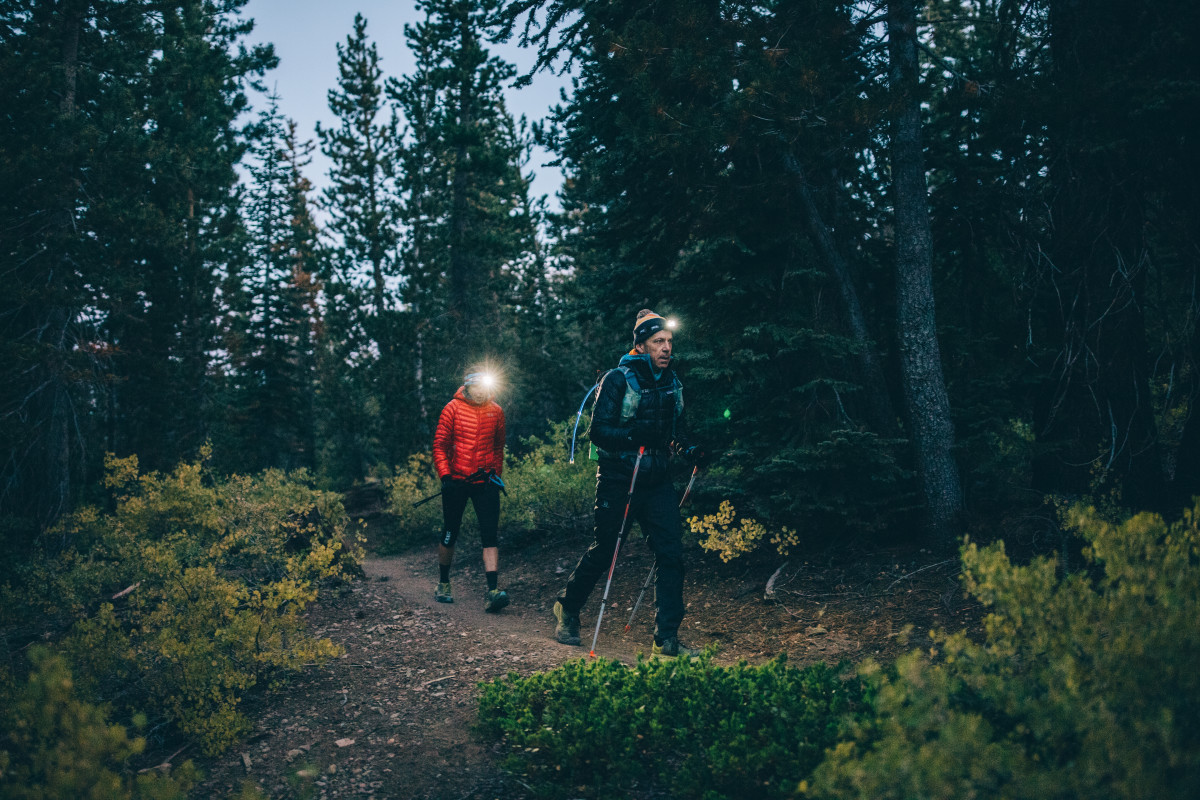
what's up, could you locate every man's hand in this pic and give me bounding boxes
[683,446,712,467]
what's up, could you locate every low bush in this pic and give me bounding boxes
[1,451,362,756]
[478,653,866,799]
[0,647,197,799]
[807,501,1200,799]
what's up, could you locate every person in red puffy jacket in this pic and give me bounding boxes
[432,370,509,612]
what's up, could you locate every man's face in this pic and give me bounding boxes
[636,330,673,370]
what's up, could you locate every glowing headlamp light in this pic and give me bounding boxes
[465,371,497,391]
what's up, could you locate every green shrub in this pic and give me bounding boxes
[1,453,362,756]
[807,501,1200,800]
[0,647,197,799]
[385,420,596,550]
[500,420,596,539]
[478,653,866,799]
[382,453,444,550]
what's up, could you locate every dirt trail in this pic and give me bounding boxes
[193,539,676,800]
[192,532,972,799]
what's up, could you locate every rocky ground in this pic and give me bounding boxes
[189,524,980,799]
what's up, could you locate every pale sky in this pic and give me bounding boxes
[243,0,569,207]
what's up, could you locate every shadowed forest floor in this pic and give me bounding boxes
[189,519,981,799]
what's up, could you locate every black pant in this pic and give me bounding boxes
[558,476,684,642]
[440,481,500,548]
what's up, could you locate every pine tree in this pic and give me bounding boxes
[389,0,539,431]
[1,0,273,537]
[107,0,275,472]
[317,13,402,318]
[0,0,99,536]
[1027,0,1192,511]
[314,13,412,479]
[505,0,914,538]
[217,94,320,473]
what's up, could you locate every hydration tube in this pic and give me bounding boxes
[568,382,601,464]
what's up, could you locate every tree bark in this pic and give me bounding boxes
[42,0,86,532]
[887,0,964,541]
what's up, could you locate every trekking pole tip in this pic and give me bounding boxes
[588,650,597,658]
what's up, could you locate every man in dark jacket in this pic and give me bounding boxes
[553,309,708,657]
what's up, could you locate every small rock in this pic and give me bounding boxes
[335,738,356,748]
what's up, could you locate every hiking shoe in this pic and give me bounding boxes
[553,601,581,645]
[484,589,510,613]
[651,636,701,659]
[435,581,453,603]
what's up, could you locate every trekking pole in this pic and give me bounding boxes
[625,465,699,632]
[412,491,441,508]
[588,446,645,658]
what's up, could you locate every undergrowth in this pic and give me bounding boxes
[0,449,362,795]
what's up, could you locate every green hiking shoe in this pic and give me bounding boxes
[434,581,453,603]
[552,601,581,645]
[484,589,510,613]
[651,636,701,659]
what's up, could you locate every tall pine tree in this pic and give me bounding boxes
[217,93,320,473]
[106,0,274,472]
[390,0,540,436]
[315,14,404,481]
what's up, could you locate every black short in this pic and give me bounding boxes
[439,480,500,548]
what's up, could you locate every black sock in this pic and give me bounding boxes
[439,565,450,582]
[486,571,498,591]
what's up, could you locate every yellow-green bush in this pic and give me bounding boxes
[807,501,1200,800]
[1,453,361,756]
[689,499,800,561]
[383,452,445,550]
[385,420,596,549]
[0,647,197,799]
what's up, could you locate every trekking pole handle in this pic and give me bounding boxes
[679,465,699,508]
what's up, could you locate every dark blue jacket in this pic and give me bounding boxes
[588,352,690,486]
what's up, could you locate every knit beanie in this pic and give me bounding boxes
[632,310,666,344]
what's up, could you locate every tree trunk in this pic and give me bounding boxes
[42,0,86,533]
[887,0,964,541]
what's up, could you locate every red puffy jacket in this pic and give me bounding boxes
[433,387,506,481]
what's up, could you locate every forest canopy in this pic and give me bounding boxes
[3,0,1199,793]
